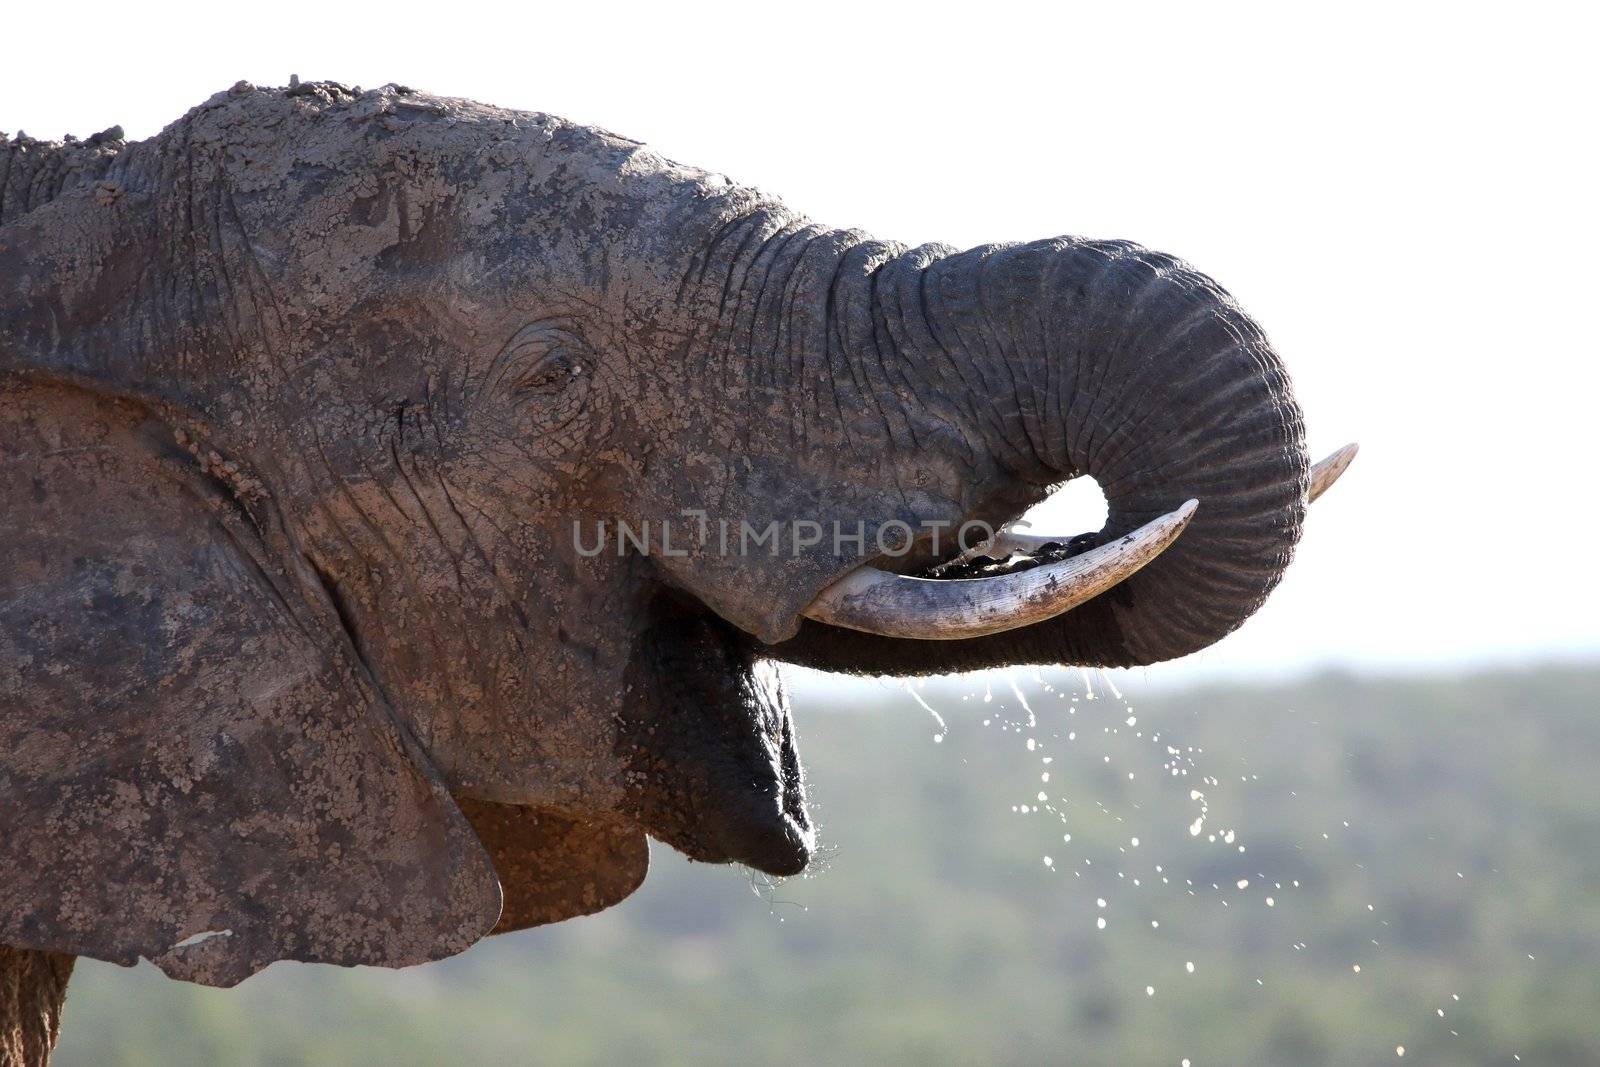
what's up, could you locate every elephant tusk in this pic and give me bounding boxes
[1307,442,1358,503]
[801,500,1198,640]
[980,526,1069,558]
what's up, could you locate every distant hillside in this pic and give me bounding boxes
[55,664,1600,1066]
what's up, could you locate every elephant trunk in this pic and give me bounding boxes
[781,236,1309,671]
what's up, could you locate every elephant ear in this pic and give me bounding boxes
[455,800,648,934]
[0,381,501,987]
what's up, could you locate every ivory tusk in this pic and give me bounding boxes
[802,500,1198,641]
[984,526,1067,557]
[1308,442,1358,503]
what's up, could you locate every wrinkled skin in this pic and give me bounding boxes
[0,81,1309,1058]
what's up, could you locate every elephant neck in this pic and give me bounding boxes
[0,945,74,1066]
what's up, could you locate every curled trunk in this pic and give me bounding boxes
[777,237,1309,671]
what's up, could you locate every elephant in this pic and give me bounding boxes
[0,79,1351,1062]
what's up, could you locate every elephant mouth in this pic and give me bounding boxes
[619,593,815,878]
[797,444,1357,643]
[633,447,1356,876]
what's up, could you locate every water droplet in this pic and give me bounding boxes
[904,682,947,740]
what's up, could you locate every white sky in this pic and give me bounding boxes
[6,2,1595,683]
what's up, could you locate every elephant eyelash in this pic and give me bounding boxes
[513,349,580,397]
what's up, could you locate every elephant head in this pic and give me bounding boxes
[0,82,1351,987]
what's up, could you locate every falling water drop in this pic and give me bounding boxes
[1010,676,1039,727]
[904,682,947,744]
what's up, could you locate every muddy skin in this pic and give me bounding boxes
[1,81,1309,1062]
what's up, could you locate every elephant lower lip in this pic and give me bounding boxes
[620,593,813,875]
[661,789,812,877]
[712,807,813,877]
[703,730,813,877]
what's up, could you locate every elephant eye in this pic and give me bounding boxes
[514,348,580,397]
[493,322,594,441]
